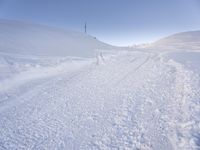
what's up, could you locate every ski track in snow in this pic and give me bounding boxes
[0,50,200,150]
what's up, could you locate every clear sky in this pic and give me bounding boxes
[0,0,200,46]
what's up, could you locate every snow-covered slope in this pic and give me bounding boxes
[150,31,200,50]
[0,19,114,57]
[0,25,200,149]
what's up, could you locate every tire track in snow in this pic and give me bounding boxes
[164,59,200,150]
[98,54,174,149]
[0,51,199,149]
[114,54,151,86]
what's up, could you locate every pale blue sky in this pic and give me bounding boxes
[0,0,200,46]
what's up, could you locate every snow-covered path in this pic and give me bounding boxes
[0,50,200,150]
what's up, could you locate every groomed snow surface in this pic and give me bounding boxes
[0,20,200,149]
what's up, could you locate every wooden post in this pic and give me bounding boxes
[84,22,87,34]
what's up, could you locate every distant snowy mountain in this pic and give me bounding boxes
[150,31,200,50]
[0,19,114,57]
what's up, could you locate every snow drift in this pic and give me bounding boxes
[0,19,114,57]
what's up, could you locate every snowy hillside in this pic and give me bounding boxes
[0,26,200,149]
[149,31,200,51]
[0,19,114,57]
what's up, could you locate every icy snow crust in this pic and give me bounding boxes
[0,21,200,149]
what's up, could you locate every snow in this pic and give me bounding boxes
[0,19,115,57]
[0,20,200,149]
[149,31,200,51]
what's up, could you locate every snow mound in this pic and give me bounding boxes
[150,31,200,50]
[0,19,114,57]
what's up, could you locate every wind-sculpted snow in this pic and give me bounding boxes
[0,49,199,149]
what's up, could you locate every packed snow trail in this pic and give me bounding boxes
[0,50,200,150]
